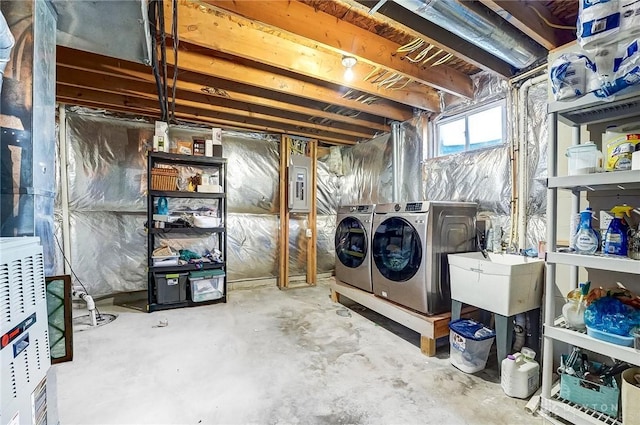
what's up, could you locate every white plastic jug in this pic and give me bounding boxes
[501,347,540,399]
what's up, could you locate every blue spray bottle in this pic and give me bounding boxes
[603,205,632,256]
[574,207,599,255]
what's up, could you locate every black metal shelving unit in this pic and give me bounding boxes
[146,151,228,313]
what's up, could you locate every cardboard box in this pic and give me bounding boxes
[177,140,193,155]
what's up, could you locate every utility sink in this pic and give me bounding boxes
[447,252,545,317]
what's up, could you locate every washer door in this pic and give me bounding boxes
[372,217,422,282]
[335,217,368,268]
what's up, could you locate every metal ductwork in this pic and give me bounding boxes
[0,10,15,93]
[393,0,547,69]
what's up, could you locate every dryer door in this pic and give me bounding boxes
[372,217,422,282]
[335,216,368,268]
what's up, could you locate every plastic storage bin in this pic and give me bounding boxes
[560,369,619,417]
[586,326,635,347]
[154,272,187,304]
[566,142,601,175]
[622,368,640,425]
[189,269,225,302]
[152,254,179,267]
[449,319,496,373]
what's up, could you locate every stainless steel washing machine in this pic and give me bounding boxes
[371,201,477,315]
[335,204,375,292]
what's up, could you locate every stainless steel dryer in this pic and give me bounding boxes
[371,201,477,315]
[335,204,375,292]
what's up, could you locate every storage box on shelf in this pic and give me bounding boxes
[146,150,227,312]
[543,88,640,425]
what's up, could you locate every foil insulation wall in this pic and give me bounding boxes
[60,107,340,296]
[524,81,549,248]
[337,133,392,206]
[440,71,510,115]
[398,116,426,203]
[426,71,513,243]
[422,145,512,215]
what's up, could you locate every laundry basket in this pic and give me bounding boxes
[449,319,496,373]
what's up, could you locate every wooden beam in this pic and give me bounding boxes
[351,0,515,77]
[165,1,441,112]
[278,135,290,288]
[480,0,574,50]
[206,0,474,99]
[57,86,359,145]
[57,45,412,122]
[170,48,413,122]
[177,70,391,132]
[57,67,378,140]
[57,46,391,132]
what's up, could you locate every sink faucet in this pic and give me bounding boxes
[506,241,520,255]
[476,231,489,258]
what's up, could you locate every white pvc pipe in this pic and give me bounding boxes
[391,122,401,202]
[73,290,97,326]
[59,106,73,275]
[517,74,547,250]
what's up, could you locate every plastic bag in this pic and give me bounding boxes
[584,296,640,336]
[549,53,599,100]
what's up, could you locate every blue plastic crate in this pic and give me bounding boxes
[559,363,619,417]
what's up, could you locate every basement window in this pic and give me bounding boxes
[434,101,506,157]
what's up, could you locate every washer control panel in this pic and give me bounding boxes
[405,202,423,212]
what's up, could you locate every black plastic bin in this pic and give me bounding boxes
[154,272,188,304]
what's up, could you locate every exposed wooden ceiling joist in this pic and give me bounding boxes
[57,85,361,145]
[54,0,581,145]
[165,0,441,112]
[169,47,413,122]
[57,46,400,128]
[205,0,474,99]
[351,0,515,77]
[57,66,378,140]
[479,0,575,50]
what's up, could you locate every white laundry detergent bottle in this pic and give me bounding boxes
[501,347,540,399]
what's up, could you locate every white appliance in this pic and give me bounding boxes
[371,201,477,315]
[1,237,52,425]
[335,204,375,292]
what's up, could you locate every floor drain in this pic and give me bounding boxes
[73,313,117,332]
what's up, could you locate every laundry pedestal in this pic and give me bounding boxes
[447,252,545,374]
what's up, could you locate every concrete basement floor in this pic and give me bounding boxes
[55,278,545,425]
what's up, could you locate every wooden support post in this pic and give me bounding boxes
[306,139,318,285]
[420,335,436,357]
[330,289,340,303]
[278,135,290,289]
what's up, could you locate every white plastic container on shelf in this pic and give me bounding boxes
[566,142,602,175]
[501,347,540,399]
[622,368,640,425]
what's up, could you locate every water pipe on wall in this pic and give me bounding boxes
[73,290,97,326]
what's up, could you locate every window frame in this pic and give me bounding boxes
[433,99,507,158]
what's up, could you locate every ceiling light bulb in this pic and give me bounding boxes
[342,55,357,69]
[344,67,354,82]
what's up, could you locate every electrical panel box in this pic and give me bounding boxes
[288,154,311,213]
